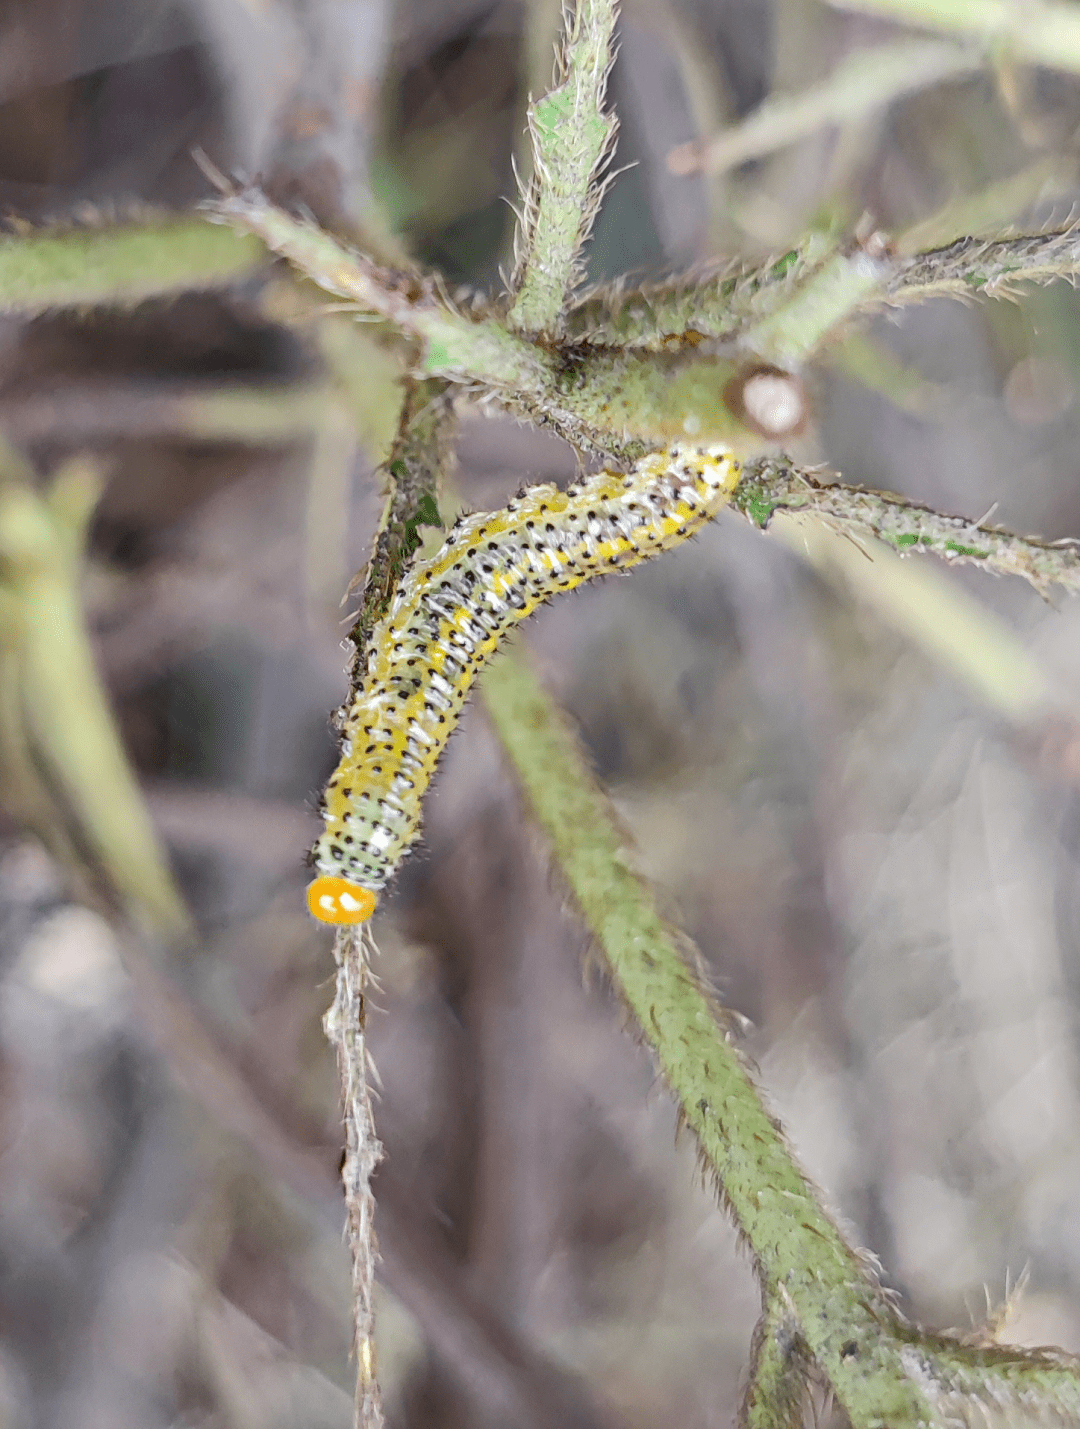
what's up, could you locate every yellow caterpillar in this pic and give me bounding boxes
[307,442,741,924]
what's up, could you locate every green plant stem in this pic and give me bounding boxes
[207,191,540,379]
[347,377,455,654]
[0,217,263,311]
[672,38,980,177]
[888,227,1080,304]
[483,648,1080,1423]
[740,244,889,367]
[0,448,190,937]
[560,219,1080,357]
[562,234,836,349]
[207,192,763,454]
[735,456,1080,597]
[560,238,892,367]
[741,1294,808,1429]
[904,1333,1080,1424]
[828,0,1080,76]
[506,0,619,334]
[481,648,937,1427]
[206,194,573,419]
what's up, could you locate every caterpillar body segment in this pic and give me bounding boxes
[307,442,742,923]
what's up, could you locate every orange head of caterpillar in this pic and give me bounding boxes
[307,875,378,925]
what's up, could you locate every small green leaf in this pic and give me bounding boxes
[734,482,781,528]
[769,250,800,279]
[944,539,988,558]
[426,341,451,370]
[411,492,444,530]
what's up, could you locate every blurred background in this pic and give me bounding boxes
[4,0,1080,1425]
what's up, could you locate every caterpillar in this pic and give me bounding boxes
[306,441,741,924]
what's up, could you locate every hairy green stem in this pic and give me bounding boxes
[740,243,889,367]
[562,234,836,349]
[741,1294,809,1429]
[561,237,893,369]
[0,217,263,312]
[735,456,1080,596]
[559,224,1080,357]
[207,192,767,455]
[212,191,551,383]
[347,377,455,655]
[481,649,938,1426]
[889,227,1080,304]
[507,0,620,334]
[483,648,1080,1423]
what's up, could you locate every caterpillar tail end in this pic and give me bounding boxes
[307,875,378,925]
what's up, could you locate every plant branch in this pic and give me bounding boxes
[735,455,1080,598]
[561,224,1080,359]
[326,367,458,1429]
[115,916,610,1429]
[483,646,1080,1424]
[0,216,263,312]
[206,191,543,381]
[206,193,587,435]
[346,376,455,660]
[562,234,835,348]
[0,443,191,937]
[324,924,384,1429]
[207,191,765,454]
[482,648,934,1426]
[741,1293,809,1429]
[563,235,893,368]
[668,38,980,178]
[828,0,1080,76]
[506,0,620,335]
[905,1331,1080,1424]
[739,241,890,367]
[888,227,1080,304]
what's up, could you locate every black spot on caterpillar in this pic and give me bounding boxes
[306,442,740,925]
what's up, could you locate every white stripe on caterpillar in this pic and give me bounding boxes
[306,441,741,924]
